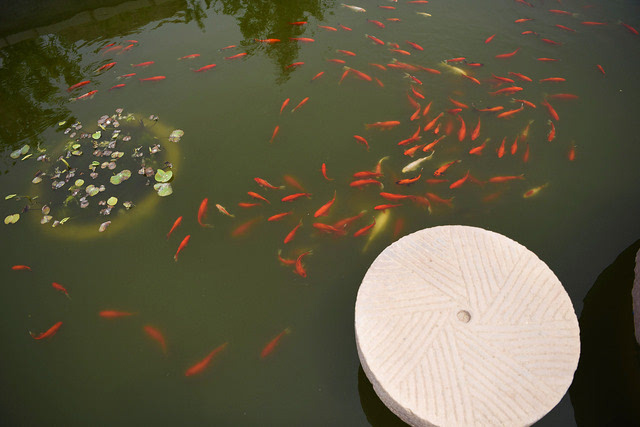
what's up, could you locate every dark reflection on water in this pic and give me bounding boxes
[569,239,640,426]
[0,36,76,148]
[209,0,330,82]
[358,365,407,427]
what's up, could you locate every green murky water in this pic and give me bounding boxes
[1,0,640,425]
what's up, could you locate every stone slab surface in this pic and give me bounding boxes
[355,226,580,427]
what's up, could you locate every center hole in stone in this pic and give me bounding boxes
[457,310,471,323]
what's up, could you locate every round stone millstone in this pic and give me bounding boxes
[355,226,580,427]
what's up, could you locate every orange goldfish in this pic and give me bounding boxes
[198,198,212,227]
[144,325,167,354]
[174,235,191,261]
[314,191,336,217]
[261,328,291,357]
[185,343,228,376]
[30,321,62,340]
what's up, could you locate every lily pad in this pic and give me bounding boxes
[99,221,111,232]
[109,170,131,185]
[107,197,118,206]
[86,185,99,196]
[10,145,29,159]
[154,169,173,183]
[154,182,173,197]
[4,214,20,224]
[92,131,102,140]
[169,129,184,142]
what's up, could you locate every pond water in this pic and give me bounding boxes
[1,0,640,425]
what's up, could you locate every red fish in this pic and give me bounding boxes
[339,24,352,31]
[231,218,261,237]
[541,38,562,45]
[254,177,282,190]
[353,135,369,150]
[497,137,506,158]
[582,21,606,26]
[449,170,471,189]
[514,18,533,23]
[284,220,302,244]
[287,61,305,68]
[471,117,481,141]
[495,48,519,59]
[485,34,496,44]
[374,203,402,211]
[99,310,135,318]
[192,64,217,72]
[380,193,414,201]
[238,202,260,208]
[109,84,125,90]
[368,19,386,29]
[277,249,296,266]
[511,136,518,155]
[332,210,367,230]
[568,142,576,161]
[406,41,423,50]
[596,64,606,75]
[67,80,91,92]
[396,173,421,185]
[424,113,443,132]
[337,49,356,56]
[540,77,566,83]
[281,193,311,202]
[261,328,291,357]
[457,116,466,141]
[289,21,307,25]
[174,235,191,261]
[508,72,532,82]
[541,99,560,121]
[425,193,454,207]
[366,34,385,45]
[96,62,117,72]
[225,52,247,60]
[548,93,579,101]
[489,86,523,95]
[248,191,270,204]
[11,265,31,271]
[117,73,136,79]
[289,37,314,43]
[220,45,237,50]
[321,163,333,181]
[354,218,376,237]
[555,24,576,32]
[312,223,346,236]
[179,53,201,59]
[132,61,154,67]
[469,138,488,155]
[74,90,98,100]
[537,57,559,62]
[30,321,62,340]
[144,325,167,354]
[139,76,166,81]
[449,98,469,109]
[489,175,525,183]
[523,143,530,163]
[185,342,228,376]
[496,105,524,119]
[548,120,556,142]
[198,198,212,227]
[513,99,536,109]
[365,121,400,130]
[291,97,309,112]
[318,25,337,31]
[269,125,279,143]
[255,39,280,44]
[353,171,384,179]
[445,57,466,63]
[350,179,383,188]
[549,9,573,15]
[311,71,325,81]
[52,282,71,299]
[314,191,337,217]
[434,160,461,177]
[462,75,481,85]
[621,22,639,35]
[474,106,504,113]
[268,212,292,222]
[166,216,183,239]
[283,175,306,192]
